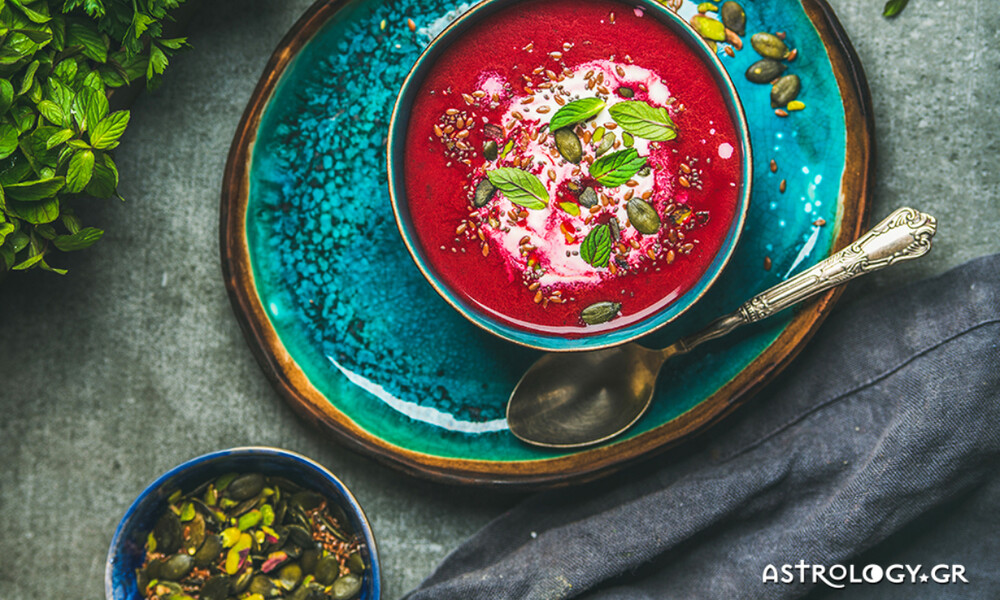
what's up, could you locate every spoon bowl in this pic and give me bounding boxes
[507,208,938,448]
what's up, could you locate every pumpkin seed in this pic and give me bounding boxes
[622,132,634,148]
[194,534,223,567]
[770,74,801,108]
[314,554,341,586]
[609,217,621,241]
[276,563,303,591]
[474,178,496,207]
[332,574,363,600]
[347,552,366,574]
[581,302,622,325]
[248,573,280,597]
[231,567,254,594]
[592,126,606,144]
[751,32,789,59]
[227,474,265,501]
[483,140,498,161]
[554,128,583,164]
[627,198,661,235]
[617,86,634,98]
[200,575,230,600]
[579,187,599,208]
[595,131,616,156]
[720,1,746,35]
[153,511,183,555]
[160,553,195,581]
[638,165,652,177]
[745,59,786,83]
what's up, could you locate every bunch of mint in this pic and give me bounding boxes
[0,0,187,275]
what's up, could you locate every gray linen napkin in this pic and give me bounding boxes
[404,253,1000,599]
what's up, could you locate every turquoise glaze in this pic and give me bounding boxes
[386,0,752,352]
[246,0,844,461]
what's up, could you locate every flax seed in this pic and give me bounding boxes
[407,18,416,31]
[780,179,787,193]
[615,65,626,77]
[679,176,690,188]
[724,46,735,58]
[446,108,459,116]
[666,250,676,264]
[775,108,789,117]
[764,256,772,271]
[642,190,652,199]
[787,48,798,61]
[537,106,551,114]
[770,159,778,173]
[533,290,543,304]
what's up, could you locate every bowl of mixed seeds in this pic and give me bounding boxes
[106,448,380,600]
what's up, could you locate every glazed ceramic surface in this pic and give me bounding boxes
[386,0,753,351]
[222,0,872,487]
[105,448,381,600]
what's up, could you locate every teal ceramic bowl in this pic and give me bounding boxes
[388,0,752,352]
[106,448,381,600]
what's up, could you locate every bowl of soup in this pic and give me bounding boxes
[388,0,751,351]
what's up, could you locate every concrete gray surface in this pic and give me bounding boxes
[0,1,997,599]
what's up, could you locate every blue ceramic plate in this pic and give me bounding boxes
[105,447,381,600]
[221,0,872,487]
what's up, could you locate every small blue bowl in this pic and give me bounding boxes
[106,447,381,600]
[387,0,752,352]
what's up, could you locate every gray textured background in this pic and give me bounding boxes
[0,1,997,599]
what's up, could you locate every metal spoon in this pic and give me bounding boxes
[506,207,938,448]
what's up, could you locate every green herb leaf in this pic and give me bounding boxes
[74,86,108,131]
[89,110,129,149]
[54,226,103,251]
[589,148,647,188]
[67,22,108,63]
[883,0,910,17]
[487,167,549,210]
[19,60,40,96]
[12,252,45,270]
[609,101,677,141]
[9,197,59,224]
[4,177,66,202]
[549,97,606,132]
[0,124,18,159]
[580,224,613,268]
[37,99,66,126]
[0,222,15,247]
[67,150,95,193]
[0,79,14,114]
[85,152,118,199]
[46,128,75,150]
[10,0,52,24]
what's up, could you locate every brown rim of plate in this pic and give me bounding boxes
[220,0,874,490]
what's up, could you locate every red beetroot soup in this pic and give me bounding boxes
[403,0,744,338]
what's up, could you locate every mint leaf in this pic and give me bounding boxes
[580,224,612,268]
[12,252,45,270]
[89,110,129,149]
[67,22,108,63]
[85,152,118,199]
[0,79,14,114]
[67,150,95,193]
[0,125,18,159]
[883,0,910,17]
[53,226,103,251]
[46,128,75,150]
[37,99,66,126]
[10,0,52,24]
[9,197,59,224]
[549,97,606,132]
[4,177,66,202]
[74,86,108,131]
[487,167,549,210]
[589,149,647,188]
[609,101,677,141]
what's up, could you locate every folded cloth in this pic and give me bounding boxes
[404,254,1000,600]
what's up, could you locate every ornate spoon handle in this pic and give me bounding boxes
[672,207,937,354]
